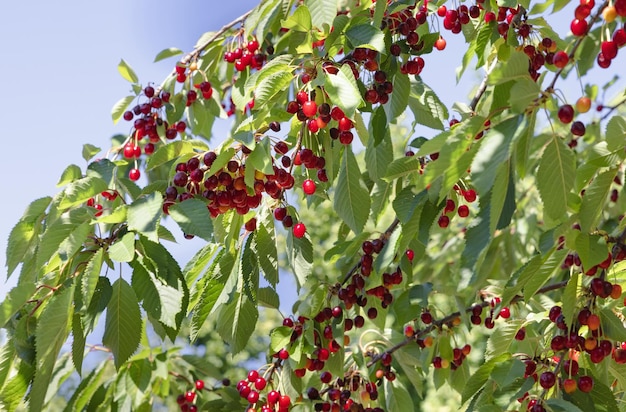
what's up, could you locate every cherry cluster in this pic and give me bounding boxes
[85,190,119,217]
[437,3,481,35]
[437,187,477,228]
[286,91,355,143]
[175,379,206,412]
[223,38,267,72]
[120,85,186,181]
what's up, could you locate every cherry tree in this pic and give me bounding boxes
[2,0,626,411]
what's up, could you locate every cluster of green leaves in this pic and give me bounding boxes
[2,0,626,411]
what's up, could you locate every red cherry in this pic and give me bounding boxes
[463,189,477,202]
[577,376,594,393]
[553,51,569,68]
[438,215,450,228]
[434,37,447,51]
[458,205,470,217]
[405,249,415,261]
[247,390,260,403]
[297,90,309,104]
[185,390,195,403]
[614,28,626,47]
[123,144,135,159]
[570,18,588,36]
[129,168,141,181]
[558,105,575,123]
[338,117,353,131]
[293,223,306,238]
[279,395,291,408]
[195,380,205,390]
[302,179,316,195]
[302,101,318,118]
[247,39,259,53]
[307,118,320,133]
[563,378,577,393]
[539,371,556,389]
[601,41,618,60]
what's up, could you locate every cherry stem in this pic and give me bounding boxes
[600,96,626,121]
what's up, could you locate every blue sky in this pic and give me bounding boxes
[0,1,260,296]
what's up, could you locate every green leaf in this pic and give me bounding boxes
[20,196,52,223]
[6,220,36,277]
[346,23,385,53]
[111,95,135,124]
[579,169,617,232]
[59,176,109,209]
[258,287,279,308]
[305,0,336,30]
[606,115,626,152]
[562,271,579,329]
[146,140,194,170]
[599,307,626,342]
[127,193,163,242]
[509,78,541,113]
[287,231,313,291]
[30,284,75,411]
[574,233,608,270]
[461,353,511,403]
[190,250,235,341]
[545,399,585,412]
[0,282,36,328]
[384,72,410,121]
[369,105,388,146]
[247,138,275,176]
[153,47,183,62]
[365,132,392,181]
[333,148,370,234]
[524,249,568,302]
[254,69,294,107]
[81,248,104,311]
[270,326,292,354]
[103,278,142,369]
[117,59,139,83]
[168,199,213,241]
[71,313,86,375]
[323,65,364,118]
[408,78,449,130]
[282,5,311,31]
[384,379,414,410]
[471,116,520,194]
[537,137,576,222]
[490,358,526,389]
[485,321,524,360]
[488,50,531,85]
[108,232,136,263]
[58,221,91,261]
[82,144,101,162]
[57,164,83,187]
[252,209,279,286]
[216,292,258,354]
[37,221,80,268]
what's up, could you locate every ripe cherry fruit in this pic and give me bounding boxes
[293,222,306,238]
[435,37,447,51]
[302,100,317,118]
[302,179,316,195]
[129,168,141,181]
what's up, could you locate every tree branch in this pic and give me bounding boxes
[366,280,569,367]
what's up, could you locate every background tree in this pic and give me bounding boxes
[2,0,626,411]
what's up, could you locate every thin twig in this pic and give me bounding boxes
[366,280,569,367]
